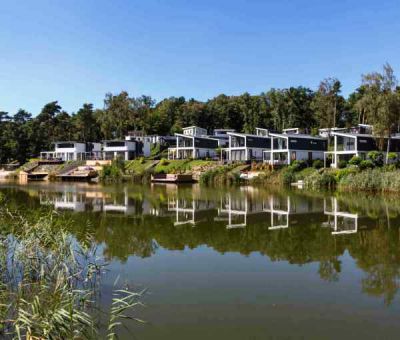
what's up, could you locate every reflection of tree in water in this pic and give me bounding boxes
[348,224,400,305]
[4,186,400,304]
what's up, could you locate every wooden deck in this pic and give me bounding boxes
[151,174,195,183]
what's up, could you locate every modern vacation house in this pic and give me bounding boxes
[226,129,271,162]
[263,133,328,165]
[40,142,102,161]
[102,140,138,161]
[325,131,400,168]
[168,126,221,159]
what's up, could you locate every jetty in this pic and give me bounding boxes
[151,174,195,183]
[57,166,98,182]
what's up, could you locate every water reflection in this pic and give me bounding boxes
[1,182,400,306]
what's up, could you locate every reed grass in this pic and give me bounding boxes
[0,203,143,339]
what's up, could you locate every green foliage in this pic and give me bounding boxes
[100,158,125,182]
[282,168,296,185]
[338,160,348,169]
[333,167,358,182]
[348,155,362,166]
[338,168,400,193]
[0,207,143,339]
[303,170,337,190]
[312,159,324,169]
[388,152,398,161]
[289,160,307,172]
[359,159,375,170]
[199,164,241,185]
[367,151,384,167]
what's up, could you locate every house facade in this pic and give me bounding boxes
[227,132,271,162]
[168,133,220,159]
[40,142,102,161]
[182,126,207,137]
[325,132,400,168]
[263,133,327,165]
[103,140,138,161]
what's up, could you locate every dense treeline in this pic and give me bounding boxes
[1,64,400,163]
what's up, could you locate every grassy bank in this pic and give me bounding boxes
[100,158,218,183]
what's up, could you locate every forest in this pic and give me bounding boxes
[1,63,400,164]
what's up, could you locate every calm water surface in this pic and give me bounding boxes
[1,181,400,339]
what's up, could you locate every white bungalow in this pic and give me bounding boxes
[103,140,138,161]
[40,142,102,161]
[263,133,327,165]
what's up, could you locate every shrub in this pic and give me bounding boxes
[333,167,358,182]
[338,160,347,169]
[282,169,296,185]
[304,170,336,190]
[348,156,362,166]
[359,160,374,170]
[289,160,307,172]
[367,151,384,167]
[388,152,398,161]
[312,159,324,169]
[159,158,169,166]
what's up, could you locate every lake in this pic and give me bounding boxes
[1,181,400,339]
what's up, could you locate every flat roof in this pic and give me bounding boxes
[332,132,400,139]
[182,126,207,129]
[102,140,136,143]
[174,133,219,141]
[227,132,270,138]
[270,133,327,140]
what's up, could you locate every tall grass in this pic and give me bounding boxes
[339,169,400,193]
[0,203,143,339]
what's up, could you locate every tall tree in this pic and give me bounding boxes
[311,78,344,128]
[355,63,400,154]
[73,103,100,142]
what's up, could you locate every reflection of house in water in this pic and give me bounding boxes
[215,193,264,229]
[323,197,358,235]
[263,196,290,230]
[40,191,87,212]
[168,197,215,226]
[39,188,148,216]
[263,195,325,230]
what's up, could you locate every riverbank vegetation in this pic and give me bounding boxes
[0,201,143,339]
[1,64,400,165]
[249,151,400,193]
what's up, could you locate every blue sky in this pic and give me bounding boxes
[1,0,399,115]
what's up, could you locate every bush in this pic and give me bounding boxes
[348,156,362,166]
[338,160,347,169]
[367,151,384,167]
[304,170,336,190]
[359,160,374,170]
[289,160,307,172]
[282,169,296,185]
[388,152,398,161]
[312,159,324,169]
[159,158,169,166]
[333,167,358,182]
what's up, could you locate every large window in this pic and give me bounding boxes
[57,143,75,149]
[106,141,126,147]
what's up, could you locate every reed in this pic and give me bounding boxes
[0,203,143,339]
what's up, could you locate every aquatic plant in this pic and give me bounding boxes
[0,205,143,339]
